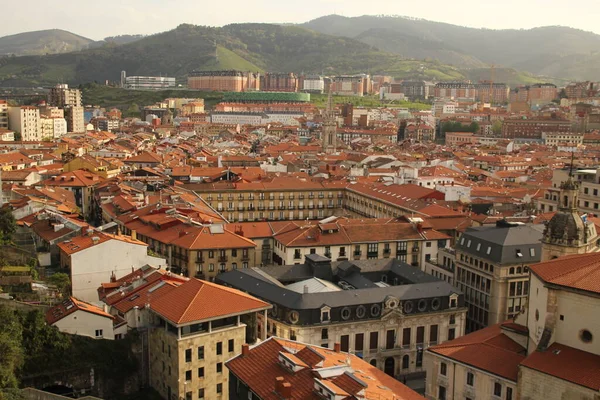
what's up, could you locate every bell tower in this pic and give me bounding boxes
[321,85,337,154]
[542,154,598,260]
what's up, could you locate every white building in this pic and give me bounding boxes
[46,296,126,340]
[40,116,68,139]
[302,75,325,93]
[0,128,15,141]
[58,231,166,303]
[124,75,176,90]
[8,106,42,141]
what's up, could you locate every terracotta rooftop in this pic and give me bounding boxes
[150,278,270,325]
[529,252,600,294]
[428,323,527,381]
[226,337,424,400]
[46,296,113,325]
[521,343,600,391]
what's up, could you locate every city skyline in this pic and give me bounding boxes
[2,0,600,39]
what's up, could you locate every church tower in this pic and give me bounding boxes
[321,85,337,154]
[542,159,598,260]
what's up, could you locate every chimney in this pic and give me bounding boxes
[303,285,309,294]
[275,376,285,393]
[280,382,292,399]
[241,343,250,356]
[81,226,88,236]
[334,342,341,353]
[131,230,137,240]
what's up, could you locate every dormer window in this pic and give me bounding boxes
[516,249,523,258]
[321,307,331,323]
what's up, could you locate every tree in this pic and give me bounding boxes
[0,307,23,390]
[492,120,502,136]
[47,273,71,297]
[0,207,16,244]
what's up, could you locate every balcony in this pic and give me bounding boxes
[353,251,362,259]
[217,207,224,212]
[318,195,324,199]
[298,205,305,210]
[218,256,228,263]
[237,206,245,211]
[327,204,334,209]
[308,195,314,199]
[241,254,250,261]
[337,194,343,198]
[308,205,314,209]
[268,206,275,210]
[324,252,332,259]
[327,194,333,199]
[299,195,305,200]
[412,247,420,253]
[367,251,378,258]
[317,205,324,209]
[258,206,265,211]
[196,257,205,264]
[294,254,302,260]
[279,205,286,210]
[289,195,295,200]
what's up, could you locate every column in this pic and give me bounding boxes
[262,310,268,341]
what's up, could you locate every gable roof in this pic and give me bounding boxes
[529,252,600,294]
[46,297,114,325]
[427,323,527,381]
[149,278,270,325]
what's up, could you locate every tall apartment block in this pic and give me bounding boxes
[0,100,8,129]
[8,106,42,141]
[187,71,260,92]
[49,84,85,133]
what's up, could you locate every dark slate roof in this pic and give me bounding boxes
[456,224,544,265]
[217,258,459,310]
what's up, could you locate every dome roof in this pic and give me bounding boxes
[545,212,582,242]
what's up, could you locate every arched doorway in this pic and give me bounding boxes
[384,357,395,376]
[370,359,377,367]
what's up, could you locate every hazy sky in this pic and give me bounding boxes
[3,0,600,39]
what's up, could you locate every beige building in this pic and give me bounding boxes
[426,245,600,400]
[217,255,467,384]
[0,100,8,129]
[147,278,270,400]
[454,222,543,332]
[49,83,82,107]
[8,106,42,141]
[40,116,68,139]
[65,105,85,133]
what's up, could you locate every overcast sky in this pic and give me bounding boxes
[3,0,599,39]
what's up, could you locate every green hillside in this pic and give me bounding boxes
[302,15,600,81]
[0,29,93,56]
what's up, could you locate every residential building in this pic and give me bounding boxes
[58,230,166,302]
[331,75,366,97]
[501,118,571,139]
[301,74,325,93]
[426,251,600,400]
[509,83,558,103]
[217,254,467,383]
[187,70,260,92]
[147,278,271,400]
[63,155,121,179]
[8,106,42,141]
[0,100,8,129]
[434,83,476,100]
[538,167,600,216]
[454,221,543,332]
[118,207,256,279]
[473,82,510,103]
[398,81,431,100]
[64,105,85,133]
[49,83,82,107]
[0,128,14,141]
[40,115,68,139]
[46,296,125,340]
[272,217,449,270]
[124,75,176,90]
[227,338,424,400]
[39,170,107,218]
[564,81,597,98]
[260,72,298,92]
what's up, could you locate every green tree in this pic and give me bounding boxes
[0,307,24,390]
[492,120,502,136]
[0,207,16,244]
[47,273,71,297]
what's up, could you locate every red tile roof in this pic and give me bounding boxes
[226,337,423,400]
[529,252,600,294]
[521,343,600,390]
[46,296,113,325]
[149,278,270,325]
[428,323,526,381]
[58,232,146,255]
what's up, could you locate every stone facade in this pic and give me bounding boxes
[518,366,599,400]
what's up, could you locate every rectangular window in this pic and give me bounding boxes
[467,372,474,386]
[430,325,438,344]
[438,386,446,400]
[198,367,204,378]
[341,335,349,352]
[355,333,364,352]
[228,339,234,353]
[95,329,103,338]
[198,346,204,360]
[440,362,447,376]
[216,342,222,355]
[217,362,223,373]
[448,328,455,341]
[198,389,205,400]
[386,329,395,349]
[494,382,502,397]
[369,332,378,349]
[506,387,513,400]
[321,328,328,340]
[217,383,222,394]
[416,326,425,344]
[185,370,192,381]
[185,349,192,362]
[403,328,411,347]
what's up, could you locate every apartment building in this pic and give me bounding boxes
[148,278,270,400]
[187,70,260,92]
[434,82,476,100]
[398,80,431,100]
[40,116,68,139]
[425,251,600,400]
[0,100,8,129]
[454,221,543,332]
[538,167,600,216]
[501,118,571,139]
[272,217,449,270]
[218,255,467,383]
[118,206,258,279]
[124,75,176,90]
[8,106,42,141]
[260,72,298,92]
[64,105,85,133]
[473,82,510,103]
[57,230,166,302]
[227,338,424,400]
[49,83,82,107]
[509,83,558,103]
[300,74,325,93]
[331,75,366,97]
[40,170,107,218]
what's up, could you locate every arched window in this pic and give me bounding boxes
[509,267,515,275]
[517,267,522,274]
